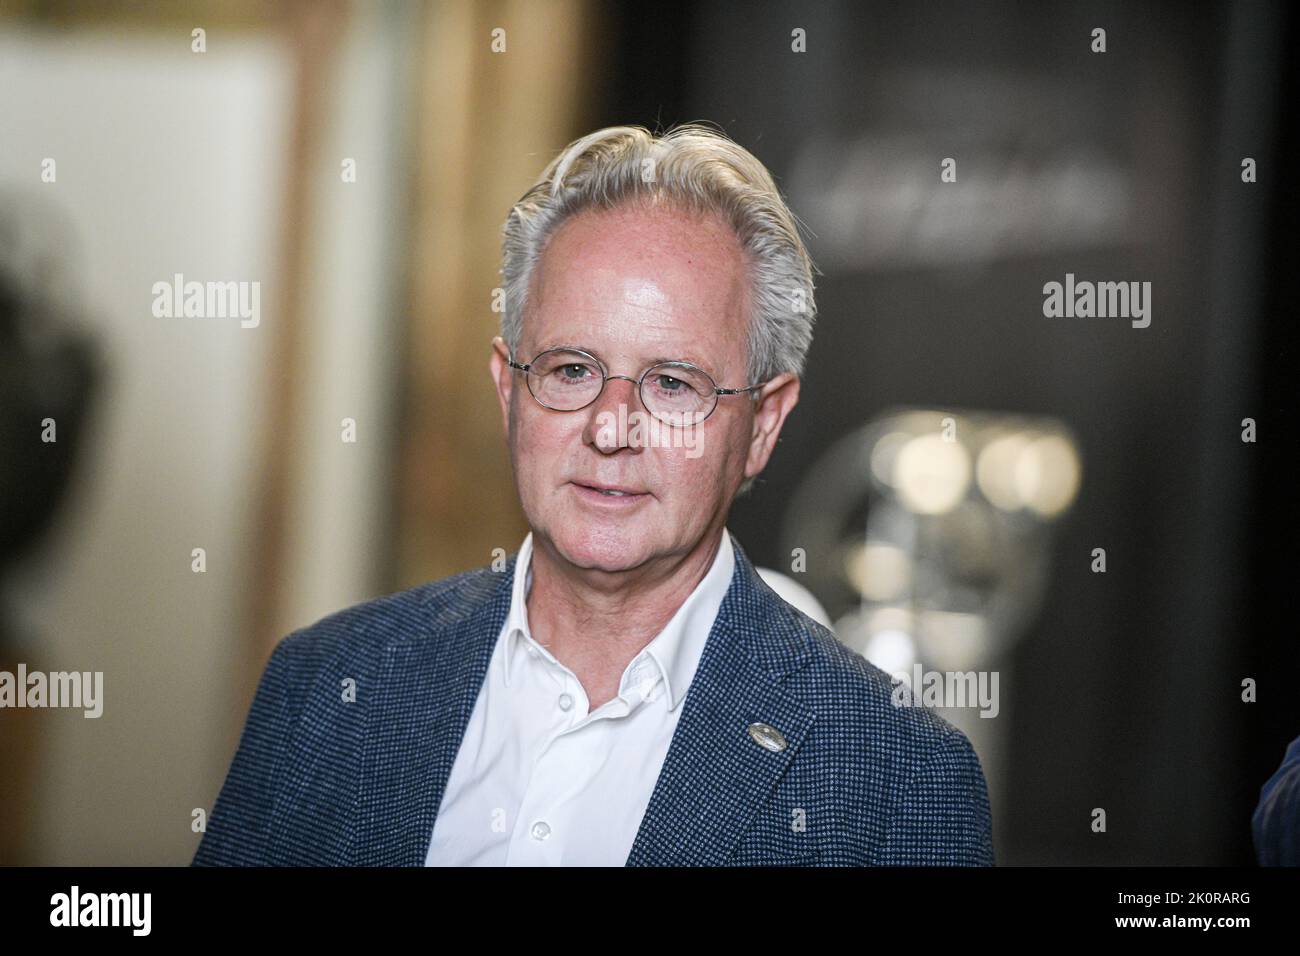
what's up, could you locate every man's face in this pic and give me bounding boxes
[490,201,798,575]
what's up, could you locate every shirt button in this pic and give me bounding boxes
[527,645,539,659]
[530,821,551,841]
[558,693,573,711]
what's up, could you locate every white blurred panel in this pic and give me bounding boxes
[0,26,290,864]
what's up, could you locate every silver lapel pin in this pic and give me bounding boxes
[747,722,788,753]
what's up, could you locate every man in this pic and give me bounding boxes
[194,123,994,866]
[1253,732,1300,866]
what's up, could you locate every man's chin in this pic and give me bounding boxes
[547,525,652,575]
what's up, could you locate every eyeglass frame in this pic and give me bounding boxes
[507,345,769,425]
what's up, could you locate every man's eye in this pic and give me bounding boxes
[558,363,593,381]
[654,374,684,391]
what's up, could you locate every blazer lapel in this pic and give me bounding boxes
[625,540,817,866]
[354,559,513,865]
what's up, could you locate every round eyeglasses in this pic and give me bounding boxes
[508,346,766,426]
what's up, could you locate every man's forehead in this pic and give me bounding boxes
[539,204,745,286]
[521,306,747,369]
[522,204,748,366]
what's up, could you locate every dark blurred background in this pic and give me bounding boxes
[0,0,1293,865]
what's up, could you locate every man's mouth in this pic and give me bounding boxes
[572,482,650,501]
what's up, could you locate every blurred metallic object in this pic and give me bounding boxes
[782,408,1080,675]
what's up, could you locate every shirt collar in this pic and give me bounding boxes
[500,532,537,689]
[499,529,735,712]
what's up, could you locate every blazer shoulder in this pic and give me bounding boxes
[762,597,994,863]
[196,561,509,865]
[771,595,974,755]
[269,562,504,676]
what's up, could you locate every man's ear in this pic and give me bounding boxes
[744,373,800,481]
[489,336,514,433]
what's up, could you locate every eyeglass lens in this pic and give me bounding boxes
[526,349,716,422]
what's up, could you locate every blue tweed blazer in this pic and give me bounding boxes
[193,535,995,866]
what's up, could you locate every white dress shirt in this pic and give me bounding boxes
[425,528,736,866]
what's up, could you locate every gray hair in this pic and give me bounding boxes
[500,123,819,387]
[499,123,816,496]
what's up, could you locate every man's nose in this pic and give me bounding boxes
[583,375,645,453]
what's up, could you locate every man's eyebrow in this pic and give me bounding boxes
[535,344,712,369]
